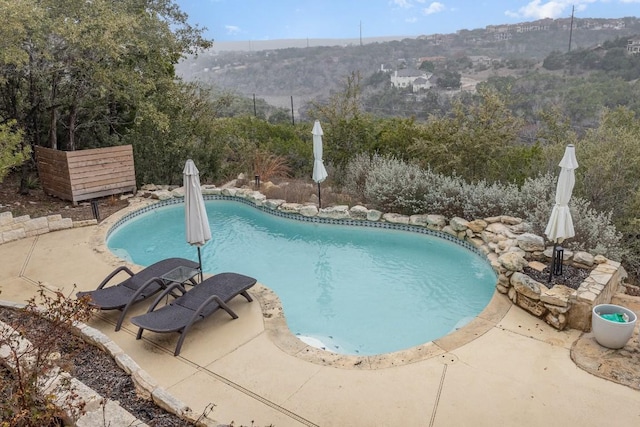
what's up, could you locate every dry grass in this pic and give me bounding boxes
[252,150,291,182]
[261,178,355,207]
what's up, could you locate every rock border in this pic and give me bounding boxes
[0,211,96,245]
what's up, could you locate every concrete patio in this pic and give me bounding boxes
[1,224,640,426]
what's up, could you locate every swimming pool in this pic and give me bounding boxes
[107,200,497,355]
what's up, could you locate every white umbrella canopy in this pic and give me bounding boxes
[545,144,579,244]
[312,120,328,207]
[312,120,328,183]
[183,159,211,277]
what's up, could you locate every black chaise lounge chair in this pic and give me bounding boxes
[130,272,257,356]
[77,258,200,331]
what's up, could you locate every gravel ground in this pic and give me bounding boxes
[523,264,591,290]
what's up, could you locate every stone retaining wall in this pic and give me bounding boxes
[0,211,96,245]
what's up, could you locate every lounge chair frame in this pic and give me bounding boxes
[77,258,199,331]
[132,272,256,356]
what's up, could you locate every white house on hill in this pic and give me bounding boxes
[390,69,433,92]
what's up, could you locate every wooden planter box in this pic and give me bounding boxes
[35,145,136,204]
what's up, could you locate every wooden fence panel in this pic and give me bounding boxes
[35,145,136,204]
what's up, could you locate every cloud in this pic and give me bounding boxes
[406,17,418,23]
[422,2,446,15]
[225,25,241,35]
[505,0,597,20]
[392,0,413,8]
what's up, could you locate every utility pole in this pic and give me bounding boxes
[360,21,363,46]
[568,5,575,52]
[290,96,295,125]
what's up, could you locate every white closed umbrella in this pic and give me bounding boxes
[544,144,578,280]
[312,120,328,208]
[183,159,211,280]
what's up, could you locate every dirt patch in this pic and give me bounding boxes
[0,170,129,222]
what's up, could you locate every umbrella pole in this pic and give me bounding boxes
[317,183,321,209]
[197,247,203,282]
[548,244,557,283]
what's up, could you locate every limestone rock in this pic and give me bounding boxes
[573,251,595,267]
[170,187,185,198]
[1,229,26,243]
[484,216,502,223]
[450,217,469,232]
[264,199,286,210]
[516,233,545,252]
[383,213,410,224]
[467,219,488,233]
[299,205,319,217]
[511,272,542,300]
[510,222,532,234]
[279,202,303,213]
[367,209,382,221]
[0,211,13,226]
[516,293,547,316]
[350,205,369,220]
[541,284,574,307]
[594,255,608,264]
[426,214,446,229]
[498,252,528,272]
[24,217,49,233]
[442,225,457,237]
[506,246,527,258]
[221,188,238,197]
[485,222,516,238]
[501,216,522,225]
[247,191,267,205]
[409,214,429,227]
[201,185,220,195]
[318,205,350,219]
[48,218,73,231]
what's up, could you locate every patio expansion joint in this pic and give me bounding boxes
[197,364,320,427]
[428,364,448,427]
[18,236,38,280]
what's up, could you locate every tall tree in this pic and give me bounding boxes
[411,87,525,182]
[0,0,210,190]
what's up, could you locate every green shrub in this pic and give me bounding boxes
[344,154,623,260]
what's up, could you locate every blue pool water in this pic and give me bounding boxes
[107,201,496,355]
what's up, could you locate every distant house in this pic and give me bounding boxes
[390,69,433,91]
[411,77,432,92]
[627,37,640,55]
[469,56,492,67]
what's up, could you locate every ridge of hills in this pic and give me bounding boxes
[176,16,640,114]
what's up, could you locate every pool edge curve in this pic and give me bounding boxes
[94,197,509,370]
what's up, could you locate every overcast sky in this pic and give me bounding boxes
[174,0,640,42]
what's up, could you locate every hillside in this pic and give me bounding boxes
[176,17,640,116]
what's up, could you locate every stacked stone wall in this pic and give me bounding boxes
[0,211,96,245]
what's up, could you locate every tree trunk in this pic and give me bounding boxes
[67,103,77,151]
[48,76,58,149]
